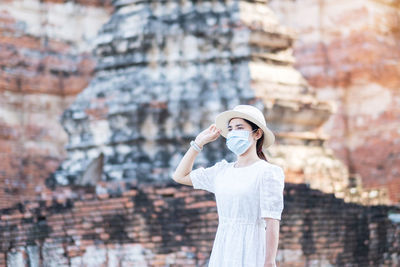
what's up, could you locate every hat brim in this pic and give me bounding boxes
[215,110,275,149]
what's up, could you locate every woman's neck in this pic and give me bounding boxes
[235,150,261,167]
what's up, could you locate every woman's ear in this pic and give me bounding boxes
[256,129,263,140]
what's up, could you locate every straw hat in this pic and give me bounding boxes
[215,104,275,149]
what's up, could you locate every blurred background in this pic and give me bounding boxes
[0,0,399,266]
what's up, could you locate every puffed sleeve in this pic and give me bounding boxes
[190,159,228,193]
[259,166,285,220]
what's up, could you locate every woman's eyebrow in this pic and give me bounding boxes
[228,124,244,128]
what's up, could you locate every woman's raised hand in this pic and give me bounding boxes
[194,124,222,149]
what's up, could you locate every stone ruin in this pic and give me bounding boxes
[1,0,399,266]
[46,0,377,205]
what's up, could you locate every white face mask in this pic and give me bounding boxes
[226,129,257,156]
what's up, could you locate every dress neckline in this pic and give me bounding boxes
[232,160,264,169]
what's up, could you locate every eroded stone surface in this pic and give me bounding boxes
[46,0,375,208]
[0,1,111,209]
[269,0,400,204]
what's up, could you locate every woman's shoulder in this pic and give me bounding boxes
[261,161,285,184]
[258,161,285,178]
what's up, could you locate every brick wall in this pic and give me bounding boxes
[1,183,399,266]
[269,0,400,204]
[0,1,111,209]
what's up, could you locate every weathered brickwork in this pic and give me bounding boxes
[0,1,111,209]
[269,0,400,204]
[1,183,399,266]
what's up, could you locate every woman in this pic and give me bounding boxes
[172,104,285,267]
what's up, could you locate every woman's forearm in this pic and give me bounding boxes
[264,218,280,266]
[172,124,221,185]
[172,143,200,181]
[172,138,205,184]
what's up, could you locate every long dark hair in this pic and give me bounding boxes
[229,118,269,162]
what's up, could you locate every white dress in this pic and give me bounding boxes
[190,159,285,267]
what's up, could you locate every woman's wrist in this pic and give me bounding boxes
[194,138,205,149]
